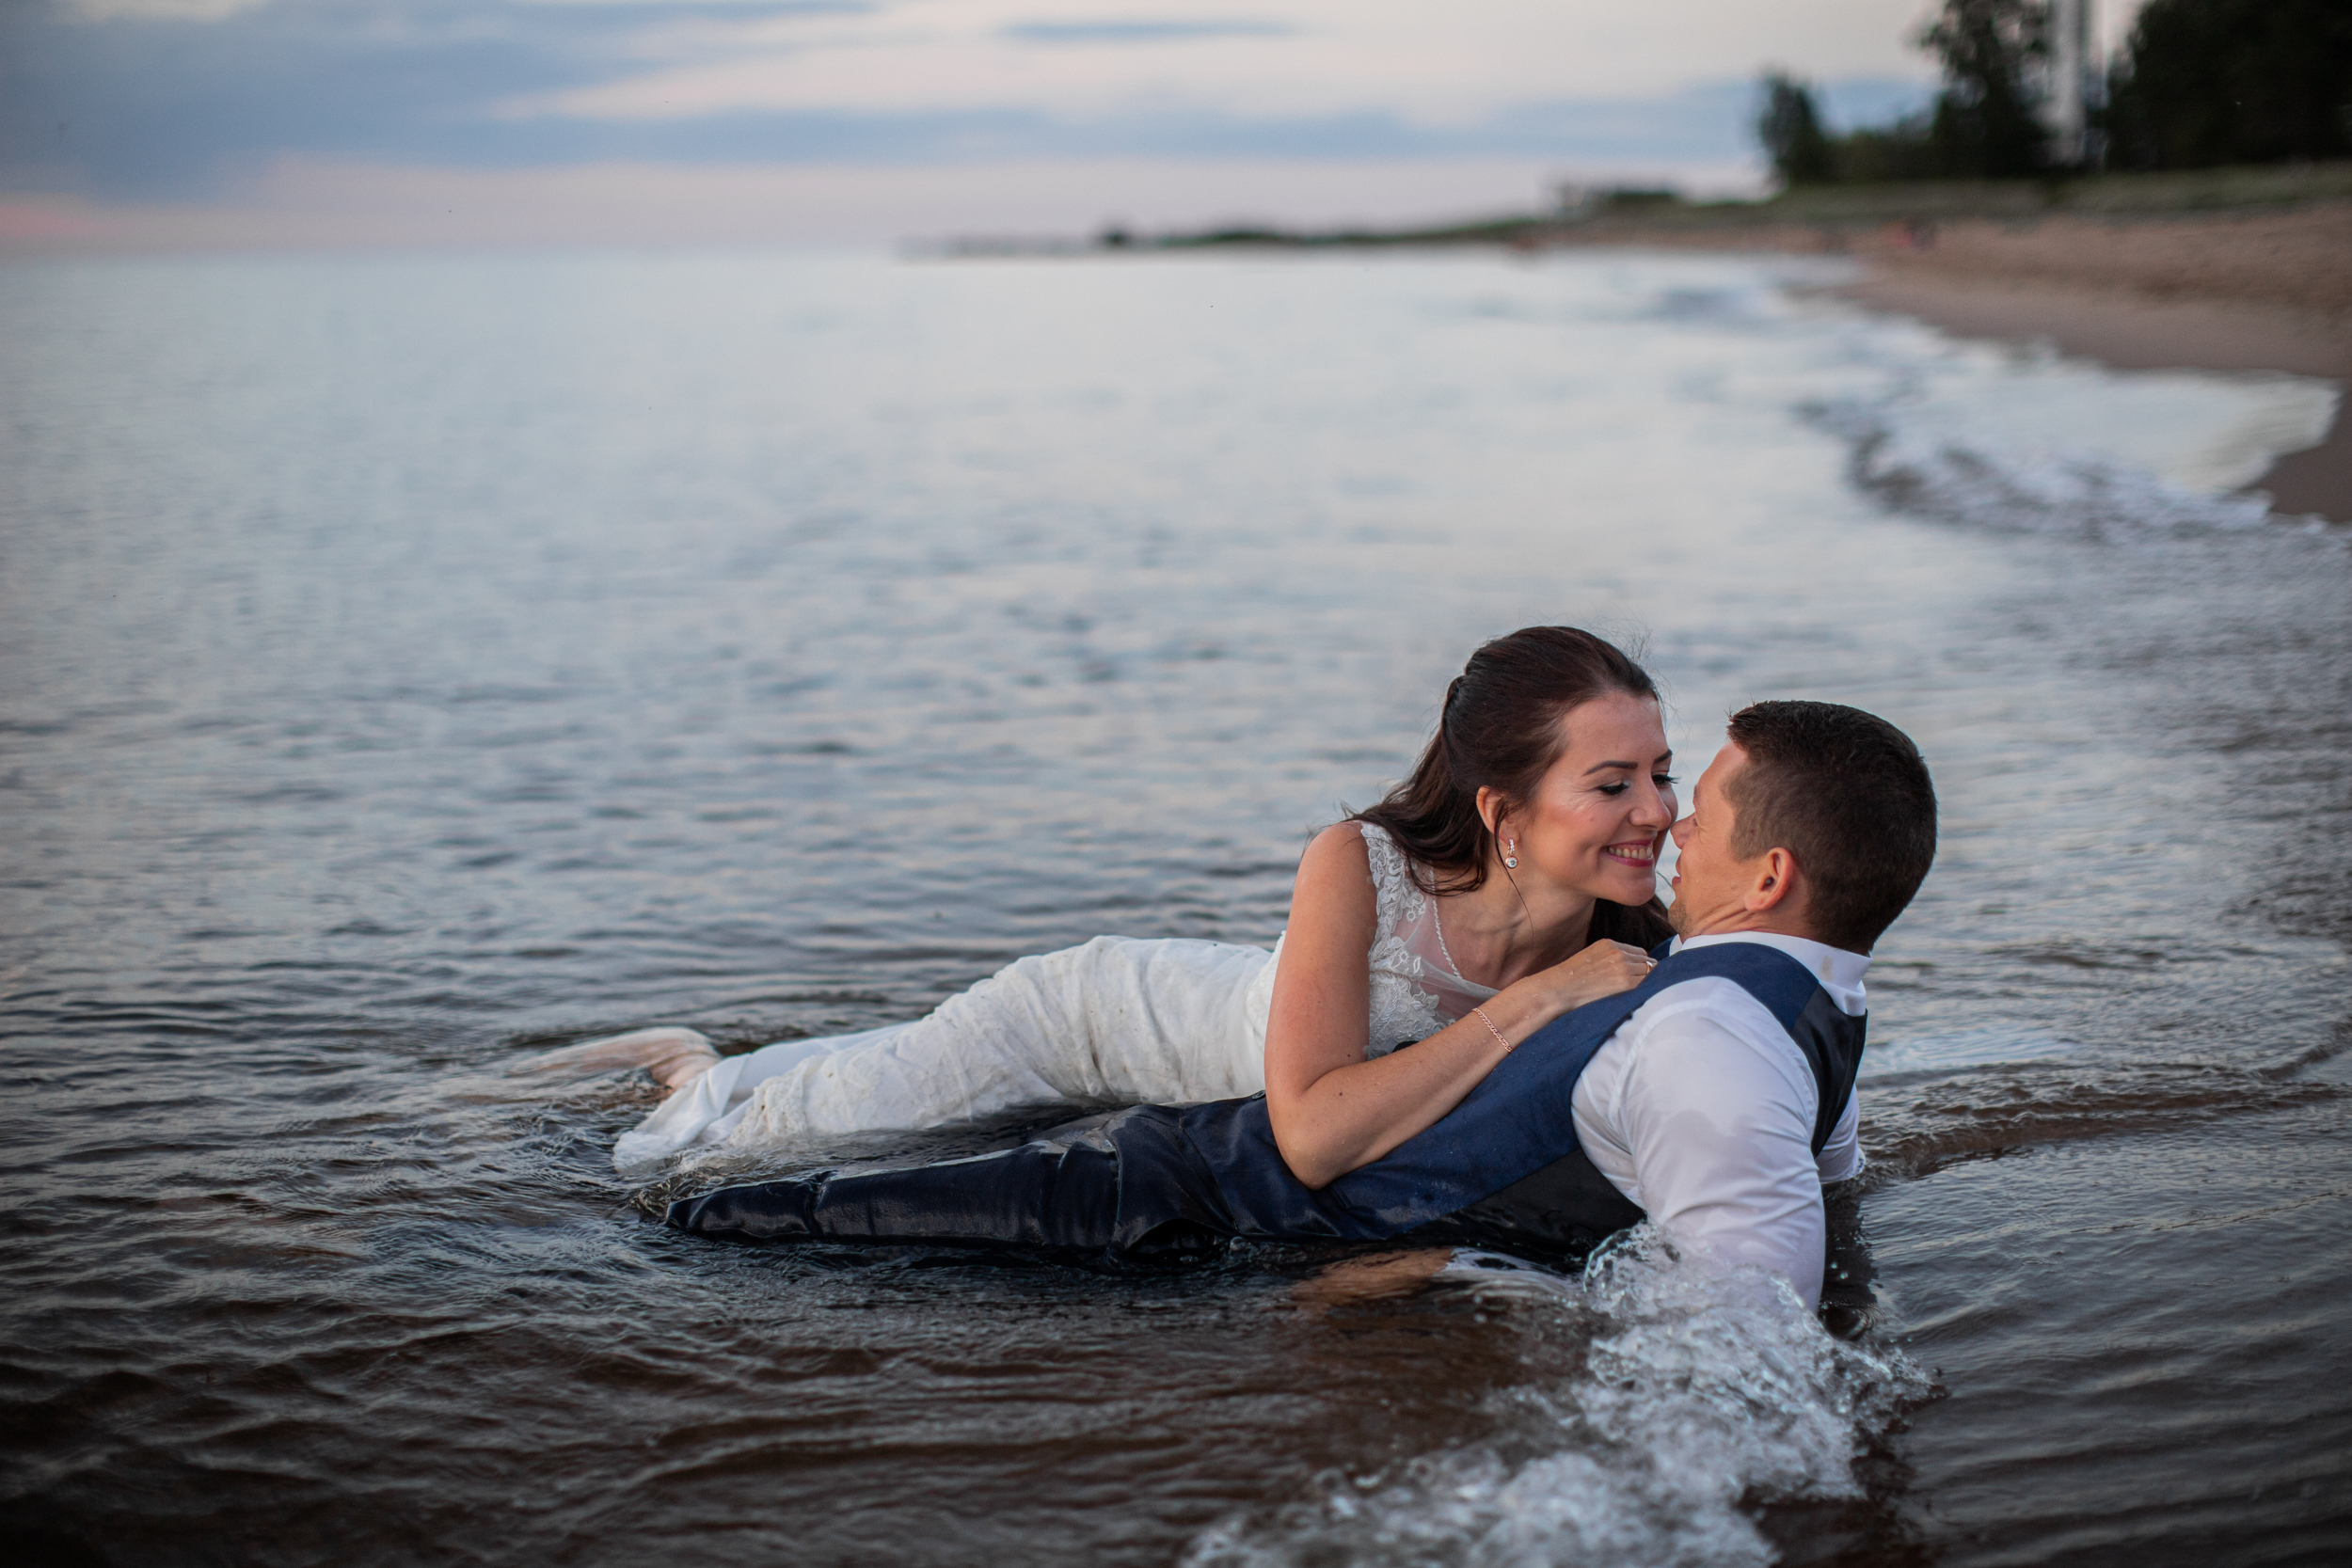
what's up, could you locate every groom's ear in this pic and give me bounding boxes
[1741,846,1804,915]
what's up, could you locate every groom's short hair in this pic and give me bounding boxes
[1724,701,1937,953]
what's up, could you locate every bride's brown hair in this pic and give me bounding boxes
[1352,626,1674,947]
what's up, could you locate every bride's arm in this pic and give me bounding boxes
[1263,824,1651,1190]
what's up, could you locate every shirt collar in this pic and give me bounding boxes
[1667,930,1870,1016]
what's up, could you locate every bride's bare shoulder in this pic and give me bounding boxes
[1291,823,1377,921]
[1299,819,1373,872]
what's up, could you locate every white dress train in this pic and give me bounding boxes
[611,823,1498,1173]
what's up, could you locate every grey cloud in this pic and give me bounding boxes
[997,20,1294,45]
[2,1,1920,201]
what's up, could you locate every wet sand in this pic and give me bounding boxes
[1832,203,2352,522]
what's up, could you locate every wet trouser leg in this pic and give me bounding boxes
[664,1106,1235,1256]
[668,1141,1120,1249]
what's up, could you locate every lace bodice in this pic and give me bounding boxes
[1358,822,1499,1056]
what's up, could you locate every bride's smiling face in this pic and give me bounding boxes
[1501,692,1677,907]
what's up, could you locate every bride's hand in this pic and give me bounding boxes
[1538,940,1658,1012]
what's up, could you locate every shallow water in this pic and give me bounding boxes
[2,248,2347,1566]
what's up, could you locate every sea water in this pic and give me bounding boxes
[2,248,2346,1565]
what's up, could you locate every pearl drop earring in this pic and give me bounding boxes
[1502,836,1518,869]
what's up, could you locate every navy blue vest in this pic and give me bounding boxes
[1164,939,1866,1250]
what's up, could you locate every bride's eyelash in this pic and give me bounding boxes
[1598,773,1677,797]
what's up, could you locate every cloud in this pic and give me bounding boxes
[998,19,1295,45]
[65,0,271,20]
[2,0,1975,204]
[501,3,1942,126]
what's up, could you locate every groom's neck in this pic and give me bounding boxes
[1675,908,1832,947]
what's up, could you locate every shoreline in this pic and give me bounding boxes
[1825,204,2350,523]
[1089,172,2352,527]
[1833,272,2350,523]
[982,183,2352,526]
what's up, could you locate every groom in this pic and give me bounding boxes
[670,700,1937,1308]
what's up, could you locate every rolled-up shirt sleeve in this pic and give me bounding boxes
[1613,1002,1829,1306]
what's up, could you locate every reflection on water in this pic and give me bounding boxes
[1854,1023,2078,1080]
[2,248,2347,1565]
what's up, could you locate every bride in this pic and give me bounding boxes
[531,626,1677,1180]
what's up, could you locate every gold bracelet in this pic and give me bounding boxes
[1470,1005,1513,1053]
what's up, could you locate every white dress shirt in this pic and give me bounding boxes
[1567,930,1868,1307]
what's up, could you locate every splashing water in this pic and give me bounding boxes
[1184,1232,1933,1568]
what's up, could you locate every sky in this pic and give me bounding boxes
[0,0,2151,246]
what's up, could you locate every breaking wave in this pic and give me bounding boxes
[1804,394,2285,536]
[1783,281,2340,536]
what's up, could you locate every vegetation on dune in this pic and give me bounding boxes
[1760,0,2351,185]
[1916,0,2054,178]
[2105,0,2352,169]
[1759,0,2051,184]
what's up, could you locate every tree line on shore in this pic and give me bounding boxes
[1759,0,2352,183]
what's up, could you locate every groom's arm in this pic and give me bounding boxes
[1580,992,1833,1306]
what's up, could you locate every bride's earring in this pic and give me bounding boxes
[1502,835,1518,869]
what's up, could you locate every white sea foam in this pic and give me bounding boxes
[1784,297,2340,534]
[1184,1230,1931,1568]
[1563,260,2337,536]
[1803,393,2289,535]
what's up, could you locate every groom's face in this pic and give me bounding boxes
[1666,743,1760,938]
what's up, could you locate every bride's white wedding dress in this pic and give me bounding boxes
[594,824,1497,1172]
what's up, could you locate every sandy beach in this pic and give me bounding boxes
[1832,202,2352,522]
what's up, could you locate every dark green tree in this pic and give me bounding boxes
[1757,72,1840,185]
[1835,116,1954,182]
[1918,0,2052,177]
[2106,0,2352,168]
